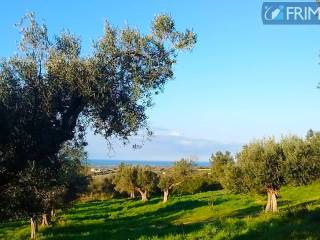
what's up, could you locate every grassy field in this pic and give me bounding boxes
[1,182,320,240]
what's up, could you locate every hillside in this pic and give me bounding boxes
[1,182,320,240]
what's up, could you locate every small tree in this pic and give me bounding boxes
[102,176,118,198]
[158,158,194,202]
[113,164,137,198]
[158,173,175,202]
[222,165,248,193]
[210,151,234,186]
[135,166,159,201]
[236,138,284,213]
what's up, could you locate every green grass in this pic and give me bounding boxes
[2,182,320,240]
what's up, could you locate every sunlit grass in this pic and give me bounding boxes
[2,181,320,239]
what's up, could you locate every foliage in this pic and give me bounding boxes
[172,158,195,181]
[0,12,196,220]
[158,173,175,191]
[136,166,159,194]
[56,141,89,205]
[173,173,220,195]
[86,175,119,199]
[222,165,247,193]
[281,133,320,186]
[112,163,137,196]
[0,138,88,222]
[158,158,195,202]
[113,164,159,199]
[101,176,119,198]
[236,138,285,193]
[158,159,194,191]
[210,151,234,186]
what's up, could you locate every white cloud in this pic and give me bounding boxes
[86,127,242,161]
[154,127,183,137]
[179,139,193,145]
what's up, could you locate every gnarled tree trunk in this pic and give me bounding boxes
[137,189,148,201]
[265,188,278,213]
[41,213,49,227]
[141,191,148,201]
[163,189,169,203]
[30,216,37,239]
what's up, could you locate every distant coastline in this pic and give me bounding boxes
[88,159,210,168]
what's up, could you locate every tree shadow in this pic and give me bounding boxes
[234,206,320,240]
[213,197,231,206]
[42,199,208,240]
[230,205,263,218]
[125,197,161,210]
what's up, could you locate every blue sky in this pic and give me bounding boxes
[1,1,320,161]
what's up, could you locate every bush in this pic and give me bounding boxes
[102,176,120,198]
[173,173,221,195]
[87,175,111,199]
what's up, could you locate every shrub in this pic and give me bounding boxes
[173,173,220,195]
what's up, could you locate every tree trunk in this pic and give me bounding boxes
[265,189,278,213]
[265,191,271,212]
[30,217,37,239]
[138,190,148,201]
[163,189,169,203]
[41,213,49,227]
[270,191,278,212]
[51,209,55,218]
[130,191,135,199]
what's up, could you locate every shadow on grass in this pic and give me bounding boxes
[125,197,161,210]
[43,196,320,240]
[42,199,208,240]
[213,197,231,206]
[234,206,320,240]
[230,205,263,218]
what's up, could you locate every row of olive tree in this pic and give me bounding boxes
[110,159,194,202]
[210,130,320,213]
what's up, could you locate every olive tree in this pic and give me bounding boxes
[281,133,320,186]
[221,165,248,193]
[210,151,234,187]
[113,164,137,198]
[158,158,194,202]
[113,164,158,201]
[135,166,159,201]
[236,138,284,213]
[0,12,196,238]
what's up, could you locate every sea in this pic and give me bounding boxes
[88,159,210,168]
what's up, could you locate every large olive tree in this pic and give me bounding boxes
[0,12,196,238]
[236,138,284,213]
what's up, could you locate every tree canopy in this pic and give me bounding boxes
[158,158,194,202]
[210,151,234,186]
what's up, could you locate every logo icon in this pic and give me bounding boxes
[264,5,284,21]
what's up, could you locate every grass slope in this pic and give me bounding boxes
[1,182,320,240]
